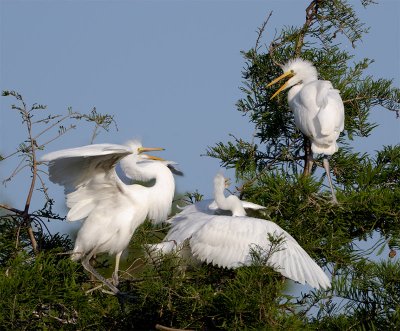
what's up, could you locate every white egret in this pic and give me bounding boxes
[42,140,179,294]
[151,173,331,290]
[267,58,345,203]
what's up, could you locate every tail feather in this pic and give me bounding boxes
[311,142,338,155]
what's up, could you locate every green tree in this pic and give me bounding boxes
[1,1,399,330]
[0,91,121,329]
[205,0,400,329]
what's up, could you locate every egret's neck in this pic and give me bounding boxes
[287,83,303,104]
[120,156,151,181]
[146,165,175,224]
[214,185,246,217]
[214,184,227,209]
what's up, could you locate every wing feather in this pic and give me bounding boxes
[294,80,344,155]
[313,81,345,154]
[241,201,266,210]
[188,216,330,289]
[150,199,330,289]
[42,143,132,221]
[317,87,344,136]
[42,144,131,189]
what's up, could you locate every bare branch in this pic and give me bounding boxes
[254,11,273,53]
[155,324,194,331]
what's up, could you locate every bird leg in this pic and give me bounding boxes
[323,156,338,204]
[81,248,120,294]
[303,137,314,176]
[112,251,122,286]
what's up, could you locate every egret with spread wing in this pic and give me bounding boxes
[42,140,179,294]
[151,173,331,290]
[267,58,345,203]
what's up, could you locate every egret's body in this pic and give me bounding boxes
[42,141,177,293]
[152,173,331,290]
[268,58,345,202]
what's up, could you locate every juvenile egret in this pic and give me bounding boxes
[151,173,331,290]
[42,140,179,294]
[267,58,345,203]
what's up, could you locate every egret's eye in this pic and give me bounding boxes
[290,70,294,74]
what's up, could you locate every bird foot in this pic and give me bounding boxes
[112,271,119,286]
[330,195,338,205]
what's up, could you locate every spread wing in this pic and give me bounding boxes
[161,198,266,250]
[42,143,132,221]
[241,201,266,211]
[173,199,265,218]
[157,206,330,289]
[189,216,331,289]
[170,199,216,221]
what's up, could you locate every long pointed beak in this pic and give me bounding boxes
[267,71,294,100]
[137,146,165,161]
[144,154,165,161]
[138,146,165,154]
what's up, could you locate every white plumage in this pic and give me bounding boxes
[42,140,177,293]
[151,173,331,290]
[268,58,345,203]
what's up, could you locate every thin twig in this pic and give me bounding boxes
[33,112,77,140]
[22,104,39,253]
[2,156,28,183]
[255,11,273,53]
[37,124,77,150]
[155,324,194,331]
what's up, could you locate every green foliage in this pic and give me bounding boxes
[205,0,400,329]
[208,1,400,180]
[115,248,306,330]
[1,0,400,329]
[0,250,122,330]
[312,259,400,330]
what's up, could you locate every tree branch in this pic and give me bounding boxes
[155,324,194,331]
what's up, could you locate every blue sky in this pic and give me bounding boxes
[1,0,399,234]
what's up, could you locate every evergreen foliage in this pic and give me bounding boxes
[205,0,400,329]
[1,0,399,329]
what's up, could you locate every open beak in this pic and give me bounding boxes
[145,155,165,161]
[267,71,294,100]
[137,146,165,161]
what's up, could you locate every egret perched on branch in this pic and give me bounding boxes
[267,58,345,203]
[42,140,180,294]
[151,173,331,290]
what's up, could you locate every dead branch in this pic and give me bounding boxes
[155,324,194,331]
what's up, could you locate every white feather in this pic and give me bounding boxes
[42,140,176,262]
[151,173,331,289]
[278,59,345,156]
[269,58,345,203]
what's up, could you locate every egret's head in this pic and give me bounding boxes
[214,173,230,191]
[267,58,318,99]
[126,139,165,160]
[120,140,168,182]
[214,173,225,190]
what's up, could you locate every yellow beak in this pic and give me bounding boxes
[138,146,165,153]
[267,71,294,100]
[145,155,165,161]
[137,146,165,161]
